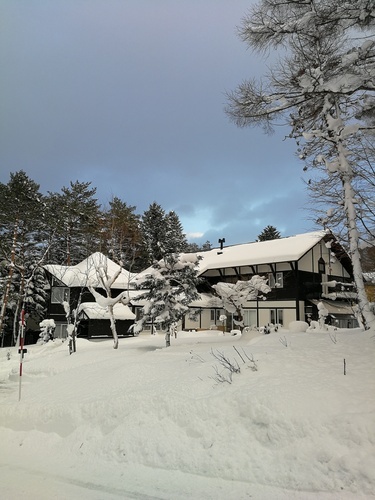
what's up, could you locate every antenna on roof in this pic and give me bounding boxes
[217,238,225,254]
[218,238,225,252]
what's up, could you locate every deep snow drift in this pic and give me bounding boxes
[1,327,374,499]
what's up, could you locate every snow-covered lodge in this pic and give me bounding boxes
[43,230,358,338]
[43,253,138,339]
[185,230,357,330]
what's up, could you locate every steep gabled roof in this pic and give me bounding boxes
[44,252,137,289]
[196,231,328,274]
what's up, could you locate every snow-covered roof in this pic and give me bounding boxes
[196,231,328,274]
[44,252,137,289]
[78,302,136,321]
[189,293,222,309]
[309,299,356,317]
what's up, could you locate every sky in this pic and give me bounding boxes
[1,327,374,499]
[0,0,315,246]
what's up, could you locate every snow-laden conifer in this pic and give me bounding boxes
[134,252,201,345]
[141,203,188,266]
[0,171,46,346]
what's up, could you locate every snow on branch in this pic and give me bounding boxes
[134,252,201,342]
[213,276,271,329]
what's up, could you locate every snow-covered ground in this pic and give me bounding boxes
[1,327,374,499]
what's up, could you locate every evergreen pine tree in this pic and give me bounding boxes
[100,197,143,271]
[185,242,200,253]
[141,204,190,265]
[185,240,212,253]
[165,211,188,254]
[24,263,48,321]
[0,171,45,345]
[257,225,281,242]
[134,252,202,345]
[46,181,101,265]
[141,202,168,264]
[201,241,212,251]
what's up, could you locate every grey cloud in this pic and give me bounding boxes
[0,0,315,246]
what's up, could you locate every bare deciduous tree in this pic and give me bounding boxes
[226,0,375,329]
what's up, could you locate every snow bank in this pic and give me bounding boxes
[1,329,374,499]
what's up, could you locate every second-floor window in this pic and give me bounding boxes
[268,272,283,288]
[51,287,70,304]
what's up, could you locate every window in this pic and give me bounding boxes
[210,309,224,322]
[270,309,284,326]
[51,287,70,304]
[318,257,326,274]
[268,272,283,288]
[54,323,68,338]
[243,310,257,327]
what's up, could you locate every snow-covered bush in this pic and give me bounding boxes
[38,319,56,343]
[307,321,319,332]
[242,325,258,333]
[288,321,309,333]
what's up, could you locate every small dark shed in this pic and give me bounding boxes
[77,302,136,338]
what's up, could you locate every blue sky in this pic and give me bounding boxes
[0,0,315,246]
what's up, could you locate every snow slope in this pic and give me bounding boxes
[1,328,374,499]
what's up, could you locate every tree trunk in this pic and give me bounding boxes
[70,288,85,354]
[338,139,375,330]
[342,172,375,329]
[12,268,25,346]
[165,331,171,347]
[12,297,21,346]
[108,305,119,349]
[66,225,71,265]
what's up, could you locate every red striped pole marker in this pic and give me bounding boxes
[18,308,27,401]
